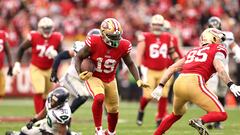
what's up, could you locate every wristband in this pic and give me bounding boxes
[227,81,234,88]
[159,83,165,87]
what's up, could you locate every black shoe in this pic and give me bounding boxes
[156,119,162,127]
[206,123,214,130]
[136,111,144,126]
[213,122,223,129]
[189,119,209,135]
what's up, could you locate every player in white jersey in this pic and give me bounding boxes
[50,29,101,113]
[206,16,240,129]
[5,87,81,135]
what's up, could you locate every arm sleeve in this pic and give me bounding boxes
[52,51,71,73]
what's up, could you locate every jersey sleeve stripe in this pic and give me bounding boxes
[85,39,91,47]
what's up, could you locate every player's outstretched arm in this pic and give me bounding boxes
[50,50,74,82]
[230,42,240,63]
[26,107,47,129]
[3,40,13,76]
[122,53,149,88]
[152,58,185,100]
[213,52,240,97]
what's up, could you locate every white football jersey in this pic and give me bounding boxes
[222,31,234,65]
[44,92,71,134]
[66,41,85,78]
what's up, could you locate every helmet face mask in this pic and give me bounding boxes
[150,14,164,35]
[38,17,54,38]
[100,18,123,48]
[49,87,69,109]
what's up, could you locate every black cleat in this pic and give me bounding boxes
[156,119,162,127]
[189,119,209,135]
[206,123,214,130]
[136,111,144,126]
[213,122,223,129]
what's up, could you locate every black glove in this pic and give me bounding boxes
[26,118,38,129]
[50,71,59,83]
[138,66,142,78]
[7,66,13,76]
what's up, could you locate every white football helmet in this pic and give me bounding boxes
[100,18,123,48]
[200,28,225,46]
[150,14,164,35]
[38,17,54,38]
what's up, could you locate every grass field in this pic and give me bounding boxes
[0,99,240,135]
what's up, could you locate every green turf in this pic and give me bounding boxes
[0,99,240,135]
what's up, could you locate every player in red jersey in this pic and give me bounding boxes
[12,17,63,114]
[136,15,179,126]
[0,30,13,99]
[76,18,149,135]
[151,28,240,135]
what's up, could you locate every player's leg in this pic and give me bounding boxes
[104,79,119,135]
[0,69,5,100]
[86,77,105,134]
[30,65,46,114]
[154,76,187,135]
[60,73,89,113]
[189,75,227,134]
[137,67,155,126]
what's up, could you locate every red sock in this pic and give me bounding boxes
[33,94,45,114]
[157,97,168,120]
[201,112,227,123]
[92,94,105,127]
[154,113,182,135]
[108,112,118,132]
[139,97,150,111]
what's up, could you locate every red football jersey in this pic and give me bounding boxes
[139,32,173,70]
[0,30,8,69]
[181,43,227,82]
[28,31,63,69]
[85,35,132,83]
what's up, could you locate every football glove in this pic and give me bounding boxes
[26,118,38,129]
[136,80,150,88]
[45,47,58,59]
[233,54,240,63]
[50,71,59,83]
[12,62,21,75]
[151,85,163,100]
[230,84,240,97]
[7,66,13,76]
[79,71,93,80]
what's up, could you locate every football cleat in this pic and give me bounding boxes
[104,130,116,135]
[156,119,162,127]
[189,119,209,135]
[136,111,144,126]
[213,122,223,129]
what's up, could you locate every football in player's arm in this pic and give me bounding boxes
[151,28,240,135]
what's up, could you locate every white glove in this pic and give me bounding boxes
[12,62,21,75]
[151,85,163,100]
[45,46,58,59]
[233,54,240,63]
[230,84,240,97]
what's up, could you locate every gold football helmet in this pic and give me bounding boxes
[163,20,171,32]
[100,18,123,48]
[150,14,164,35]
[200,28,225,46]
[38,17,54,38]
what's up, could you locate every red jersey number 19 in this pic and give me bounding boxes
[96,57,116,73]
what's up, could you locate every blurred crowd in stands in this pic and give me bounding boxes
[1,0,240,102]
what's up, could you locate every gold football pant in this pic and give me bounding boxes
[0,69,5,97]
[141,66,173,99]
[30,64,53,98]
[172,74,225,115]
[86,77,119,113]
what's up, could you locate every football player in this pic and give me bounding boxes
[151,28,240,135]
[136,14,179,126]
[12,17,63,114]
[50,28,101,113]
[0,30,13,99]
[5,87,81,135]
[206,16,240,129]
[76,18,149,135]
